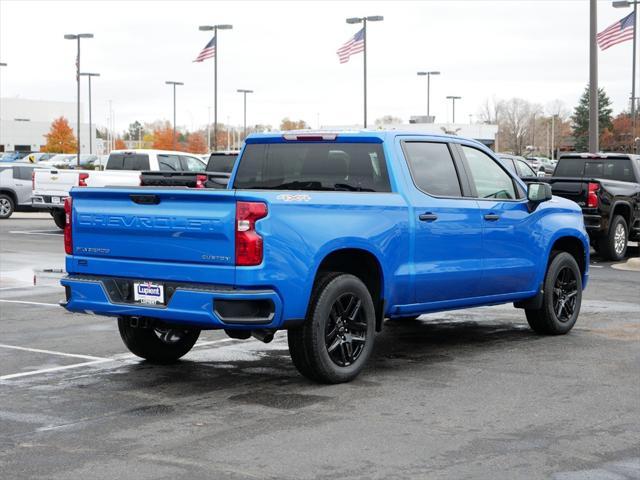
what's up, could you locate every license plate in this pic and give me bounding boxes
[133,281,165,305]
[51,196,61,204]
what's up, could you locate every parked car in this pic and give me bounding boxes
[526,156,556,176]
[61,131,589,384]
[21,152,57,163]
[140,151,237,188]
[32,149,207,228]
[498,154,543,180]
[0,151,31,162]
[38,153,99,168]
[547,153,640,260]
[0,163,50,218]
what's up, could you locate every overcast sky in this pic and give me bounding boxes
[0,0,635,133]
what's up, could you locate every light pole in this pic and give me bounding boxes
[614,0,639,152]
[346,15,383,128]
[64,33,94,166]
[79,73,99,155]
[165,81,184,150]
[199,24,232,152]
[237,89,253,140]
[446,96,462,123]
[417,71,440,119]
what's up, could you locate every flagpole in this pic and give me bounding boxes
[589,0,599,153]
[363,18,367,128]
[633,2,637,153]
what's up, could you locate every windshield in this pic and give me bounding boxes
[233,143,391,192]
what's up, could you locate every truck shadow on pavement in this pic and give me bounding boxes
[89,318,544,399]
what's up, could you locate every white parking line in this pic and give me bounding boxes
[0,359,113,381]
[0,338,241,381]
[0,343,108,361]
[9,230,61,236]
[0,299,61,307]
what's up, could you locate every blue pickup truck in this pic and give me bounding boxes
[61,131,589,383]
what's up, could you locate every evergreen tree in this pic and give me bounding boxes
[571,85,613,151]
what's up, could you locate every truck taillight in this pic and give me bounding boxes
[195,174,207,189]
[587,182,599,208]
[64,197,73,254]
[32,170,35,191]
[235,201,267,266]
[78,173,89,187]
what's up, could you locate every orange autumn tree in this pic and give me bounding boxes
[114,138,126,150]
[186,132,207,154]
[152,123,181,150]
[42,116,78,153]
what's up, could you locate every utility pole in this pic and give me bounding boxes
[446,96,461,123]
[417,71,440,119]
[79,73,99,155]
[237,89,253,140]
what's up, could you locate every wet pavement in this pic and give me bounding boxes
[1,213,639,479]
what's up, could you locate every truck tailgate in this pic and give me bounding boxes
[548,178,588,205]
[34,169,80,195]
[70,188,237,282]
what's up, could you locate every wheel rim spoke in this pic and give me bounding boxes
[324,292,368,367]
[552,266,578,322]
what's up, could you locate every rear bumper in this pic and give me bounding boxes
[61,274,284,330]
[32,195,66,209]
[583,213,604,235]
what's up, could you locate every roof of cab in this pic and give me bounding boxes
[245,130,486,147]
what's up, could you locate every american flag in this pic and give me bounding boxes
[337,28,365,64]
[193,36,216,62]
[597,11,635,51]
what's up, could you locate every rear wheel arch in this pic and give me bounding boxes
[0,189,18,205]
[610,202,632,230]
[312,248,385,331]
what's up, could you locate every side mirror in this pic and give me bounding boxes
[527,183,552,210]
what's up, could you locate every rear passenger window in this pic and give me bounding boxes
[403,142,462,197]
[158,154,181,171]
[180,156,206,172]
[106,153,150,171]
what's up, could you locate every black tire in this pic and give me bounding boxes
[0,194,15,219]
[288,273,376,384]
[117,317,200,363]
[52,210,66,229]
[525,252,582,335]
[597,215,628,261]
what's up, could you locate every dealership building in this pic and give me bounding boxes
[0,97,96,153]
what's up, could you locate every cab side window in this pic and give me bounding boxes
[403,142,462,197]
[180,156,206,172]
[158,154,181,171]
[462,146,518,200]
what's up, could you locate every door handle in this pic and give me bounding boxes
[419,213,438,222]
[484,213,500,221]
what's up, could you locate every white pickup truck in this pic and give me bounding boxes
[32,149,206,228]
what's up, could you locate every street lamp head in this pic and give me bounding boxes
[346,17,363,24]
[366,15,384,21]
[612,1,631,7]
[65,33,93,39]
[429,71,441,75]
[237,89,253,93]
[447,95,462,100]
[217,24,233,30]
[166,81,184,86]
[417,72,427,76]
[199,25,214,31]
[80,72,100,77]
[418,71,441,76]
[64,34,78,40]
[0,62,7,67]
[78,33,94,39]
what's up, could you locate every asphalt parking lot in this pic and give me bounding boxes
[1,213,639,480]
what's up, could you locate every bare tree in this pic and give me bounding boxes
[497,98,541,155]
[477,96,501,124]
